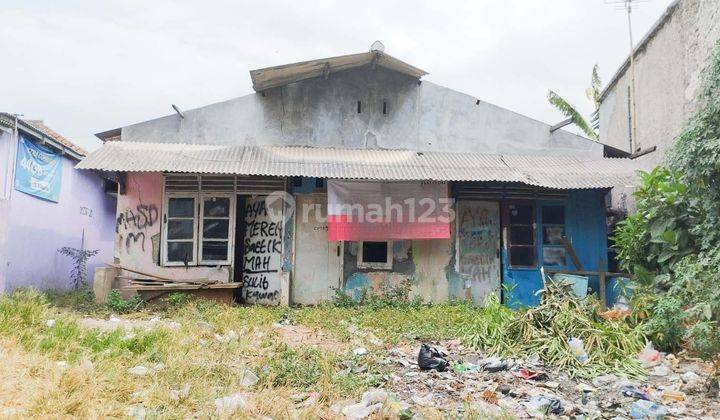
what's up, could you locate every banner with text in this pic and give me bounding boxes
[327,180,452,241]
[14,135,63,202]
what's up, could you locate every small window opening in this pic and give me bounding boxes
[357,241,392,269]
[382,101,387,115]
[357,101,362,114]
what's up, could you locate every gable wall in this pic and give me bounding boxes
[120,67,602,156]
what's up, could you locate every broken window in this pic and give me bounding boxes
[505,203,536,267]
[357,241,392,270]
[541,205,566,267]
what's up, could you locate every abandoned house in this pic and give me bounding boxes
[79,46,638,307]
[0,113,116,292]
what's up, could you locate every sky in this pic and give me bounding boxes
[1,0,675,152]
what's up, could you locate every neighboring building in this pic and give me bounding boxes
[80,48,638,307]
[599,0,720,210]
[0,113,116,292]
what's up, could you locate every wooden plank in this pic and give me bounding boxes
[561,236,584,271]
[546,269,630,278]
[109,264,216,285]
[124,283,241,291]
[598,258,607,310]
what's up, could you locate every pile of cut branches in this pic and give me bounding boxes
[463,282,646,378]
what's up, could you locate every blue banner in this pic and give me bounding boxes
[14,134,63,202]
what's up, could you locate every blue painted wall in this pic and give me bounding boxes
[503,190,609,308]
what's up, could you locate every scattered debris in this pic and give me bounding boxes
[129,365,150,376]
[630,399,667,419]
[214,393,246,416]
[353,347,368,356]
[169,383,191,402]
[417,343,448,372]
[45,319,55,328]
[238,369,259,389]
[525,395,564,416]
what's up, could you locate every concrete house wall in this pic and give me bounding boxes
[0,128,116,292]
[120,67,603,157]
[599,0,720,209]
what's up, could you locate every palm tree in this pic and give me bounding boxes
[548,64,601,141]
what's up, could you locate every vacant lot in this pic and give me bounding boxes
[0,290,717,418]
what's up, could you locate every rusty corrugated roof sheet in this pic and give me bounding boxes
[250,50,427,91]
[76,141,638,189]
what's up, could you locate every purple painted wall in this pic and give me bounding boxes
[0,129,116,292]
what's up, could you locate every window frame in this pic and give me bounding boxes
[199,193,235,265]
[162,193,199,266]
[504,201,537,269]
[540,203,567,268]
[357,240,393,270]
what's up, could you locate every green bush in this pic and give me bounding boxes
[613,40,720,359]
[106,290,143,313]
[166,292,190,307]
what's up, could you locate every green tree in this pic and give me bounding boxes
[548,64,601,141]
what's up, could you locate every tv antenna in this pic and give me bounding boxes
[606,0,649,152]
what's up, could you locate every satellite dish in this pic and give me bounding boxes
[370,40,385,53]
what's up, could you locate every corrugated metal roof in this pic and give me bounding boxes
[250,51,428,91]
[76,141,639,189]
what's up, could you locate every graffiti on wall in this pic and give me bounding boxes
[457,201,501,303]
[116,204,159,253]
[242,197,282,304]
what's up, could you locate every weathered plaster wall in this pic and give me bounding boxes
[115,172,230,281]
[120,67,602,157]
[599,0,720,210]
[0,131,116,291]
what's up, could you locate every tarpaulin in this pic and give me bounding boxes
[14,134,63,202]
[327,180,451,241]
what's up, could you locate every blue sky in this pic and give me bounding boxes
[1,0,675,151]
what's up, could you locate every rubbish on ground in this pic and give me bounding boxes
[197,321,214,331]
[418,343,448,372]
[129,365,150,376]
[660,389,685,402]
[680,371,704,394]
[215,330,238,343]
[353,347,368,356]
[453,362,480,373]
[639,341,662,367]
[214,393,246,416]
[630,400,667,419]
[525,395,564,416]
[514,367,548,381]
[169,383,191,402]
[620,385,651,400]
[481,358,508,372]
[568,337,588,364]
[45,319,55,327]
[650,365,671,377]
[238,368,259,388]
[481,386,499,404]
[591,373,619,388]
[341,389,392,419]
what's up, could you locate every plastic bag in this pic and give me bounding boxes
[417,343,448,372]
[567,337,588,364]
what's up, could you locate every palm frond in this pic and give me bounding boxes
[548,90,598,140]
